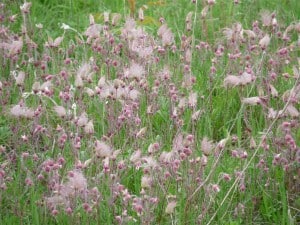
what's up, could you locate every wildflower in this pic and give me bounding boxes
[260,10,272,27]
[138,8,144,21]
[136,127,147,138]
[159,151,175,164]
[185,12,193,31]
[15,71,25,86]
[217,136,230,150]
[84,87,95,97]
[286,104,299,117]
[165,201,177,214]
[65,170,87,193]
[188,92,197,108]
[20,2,32,14]
[77,63,90,79]
[9,14,18,23]
[40,81,52,93]
[250,137,257,149]
[141,175,152,189]
[269,84,278,97]
[222,173,231,181]
[241,97,262,105]
[223,72,253,88]
[112,13,121,26]
[158,24,174,46]
[32,81,40,93]
[259,34,271,49]
[243,29,256,39]
[201,6,209,18]
[84,120,94,134]
[130,149,142,164]
[46,196,66,210]
[128,89,140,101]
[212,184,220,192]
[45,36,63,48]
[65,207,73,215]
[53,106,67,118]
[128,62,145,80]
[84,24,102,39]
[223,23,243,41]
[10,104,35,118]
[51,209,59,216]
[77,112,88,127]
[192,110,202,121]
[103,12,109,23]
[21,134,28,142]
[95,140,112,158]
[234,203,245,217]
[201,137,214,156]
[207,0,216,5]
[82,203,92,213]
[25,177,33,186]
[35,23,43,29]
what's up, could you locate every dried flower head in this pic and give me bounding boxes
[53,106,67,118]
[84,120,94,134]
[15,71,25,86]
[165,201,177,214]
[201,137,214,156]
[10,104,35,118]
[95,140,112,158]
[259,34,271,49]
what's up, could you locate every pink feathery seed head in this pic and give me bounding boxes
[207,0,216,5]
[165,201,177,214]
[22,152,30,159]
[53,106,67,118]
[259,34,271,50]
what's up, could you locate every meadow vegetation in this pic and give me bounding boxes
[0,0,299,224]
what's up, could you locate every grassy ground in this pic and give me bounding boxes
[0,0,300,224]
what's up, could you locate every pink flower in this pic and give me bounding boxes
[241,97,262,105]
[10,104,35,118]
[95,140,112,158]
[15,71,25,86]
[165,201,177,214]
[84,120,94,134]
[20,2,32,14]
[224,72,253,88]
[259,34,271,49]
[84,24,102,39]
[188,92,198,108]
[201,137,214,156]
[9,39,23,56]
[53,106,67,118]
